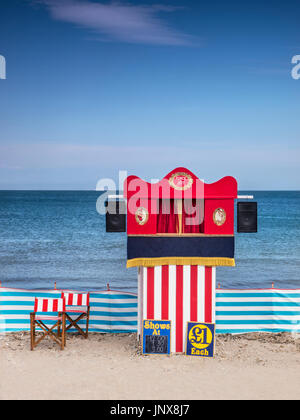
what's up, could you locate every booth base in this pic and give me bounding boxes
[137,265,216,353]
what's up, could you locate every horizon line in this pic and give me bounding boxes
[0,189,299,192]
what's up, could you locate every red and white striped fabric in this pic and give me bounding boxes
[61,292,90,306]
[34,298,66,313]
[138,265,216,353]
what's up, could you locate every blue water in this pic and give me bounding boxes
[0,191,299,291]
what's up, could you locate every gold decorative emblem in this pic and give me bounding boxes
[169,172,193,191]
[135,207,149,226]
[213,208,226,226]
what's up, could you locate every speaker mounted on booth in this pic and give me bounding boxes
[237,201,257,233]
[105,199,126,233]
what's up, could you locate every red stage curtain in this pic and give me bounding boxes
[183,199,204,233]
[157,200,179,233]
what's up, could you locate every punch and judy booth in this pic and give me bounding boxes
[123,167,237,353]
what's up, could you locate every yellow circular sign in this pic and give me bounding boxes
[188,324,213,350]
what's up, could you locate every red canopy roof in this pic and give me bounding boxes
[124,167,238,200]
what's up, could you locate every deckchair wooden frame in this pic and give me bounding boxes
[62,292,90,339]
[30,312,66,350]
[64,307,90,339]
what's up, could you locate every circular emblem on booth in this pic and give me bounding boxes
[188,324,213,350]
[135,207,149,226]
[213,208,226,226]
[169,172,193,191]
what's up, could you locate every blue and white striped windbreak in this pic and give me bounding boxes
[1,287,300,335]
[0,288,137,333]
[215,289,300,334]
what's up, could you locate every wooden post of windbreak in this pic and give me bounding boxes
[107,283,110,291]
[272,282,274,289]
[54,282,57,290]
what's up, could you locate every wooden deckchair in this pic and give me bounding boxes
[61,292,90,339]
[30,298,66,350]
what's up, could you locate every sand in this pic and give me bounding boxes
[1,331,300,400]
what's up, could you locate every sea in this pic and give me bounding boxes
[0,191,299,292]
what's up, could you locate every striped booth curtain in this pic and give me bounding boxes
[138,265,216,353]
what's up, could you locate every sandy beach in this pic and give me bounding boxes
[1,331,300,400]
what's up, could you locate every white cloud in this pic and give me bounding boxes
[37,0,195,46]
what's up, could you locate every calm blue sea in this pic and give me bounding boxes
[0,191,299,291]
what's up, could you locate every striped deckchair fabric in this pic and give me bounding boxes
[61,292,89,307]
[34,298,66,313]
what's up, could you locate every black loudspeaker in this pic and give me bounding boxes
[237,202,257,233]
[106,200,126,233]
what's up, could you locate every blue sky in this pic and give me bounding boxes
[0,0,299,189]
